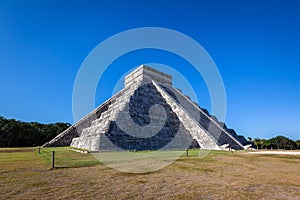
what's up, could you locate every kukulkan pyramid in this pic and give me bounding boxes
[44,65,250,151]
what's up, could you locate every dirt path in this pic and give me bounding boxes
[247,151,300,155]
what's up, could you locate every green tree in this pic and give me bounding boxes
[0,116,70,147]
[294,140,300,150]
[269,136,297,150]
[253,138,261,150]
[259,139,270,149]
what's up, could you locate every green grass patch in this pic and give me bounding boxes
[38,147,100,168]
[0,147,36,163]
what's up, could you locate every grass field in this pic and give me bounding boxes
[1,147,300,200]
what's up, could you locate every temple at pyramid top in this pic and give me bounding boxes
[125,65,172,87]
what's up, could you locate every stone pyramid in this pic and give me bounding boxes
[44,65,250,151]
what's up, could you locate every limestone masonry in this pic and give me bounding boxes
[43,65,251,151]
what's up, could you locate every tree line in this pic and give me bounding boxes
[248,136,300,150]
[1,116,299,149]
[0,116,70,147]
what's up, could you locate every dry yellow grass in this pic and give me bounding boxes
[1,148,300,200]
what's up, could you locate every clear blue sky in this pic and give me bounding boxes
[0,0,299,140]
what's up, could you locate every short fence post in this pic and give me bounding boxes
[186,148,189,157]
[38,146,41,154]
[51,151,55,169]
